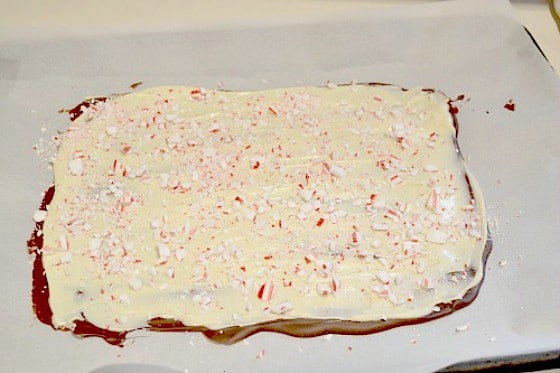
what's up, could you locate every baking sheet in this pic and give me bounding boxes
[1,0,560,371]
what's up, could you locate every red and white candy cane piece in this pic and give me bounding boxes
[257,281,274,302]
[331,277,340,292]
[426,188,439,210]
[58,234,69,251]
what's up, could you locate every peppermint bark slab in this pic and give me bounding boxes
[36,84,489,343]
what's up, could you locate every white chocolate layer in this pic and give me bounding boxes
[41,84,487,332]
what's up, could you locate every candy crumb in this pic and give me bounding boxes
[455,323,470,333]
[33,210,48,223]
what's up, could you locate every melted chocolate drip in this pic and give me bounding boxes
[73,318,129,346]
[28,187,55,328]
[67,97,107,121]
[504,99,516,112]
[28,86,492,346]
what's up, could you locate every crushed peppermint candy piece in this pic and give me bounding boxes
[158,173,170,188]
[33,210,48,223]
[165,267,175,278]
[469,230,482,239]
[157,242,171,264]
[68,158,84,176]
[105,126,118,136]
[270,300,294,315]
[316,282,332,296]
[193,292,213,308]
[387,174,402,185]
[377,271,390,284]
[455,323,470,332]
[128,277,143,290]
[423,164,438,173]
[88,238,102,252]
[427,229,448,244]
[371,223,389,231]
[257,281,274,302]
[328,165,346,178]
[58,234,69,251]
[59,252,73,264]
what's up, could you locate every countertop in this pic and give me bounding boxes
[2,0,559,74]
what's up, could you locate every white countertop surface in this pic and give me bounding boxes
[2,0,559,73]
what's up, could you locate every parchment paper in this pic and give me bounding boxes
[1,0,559,371]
